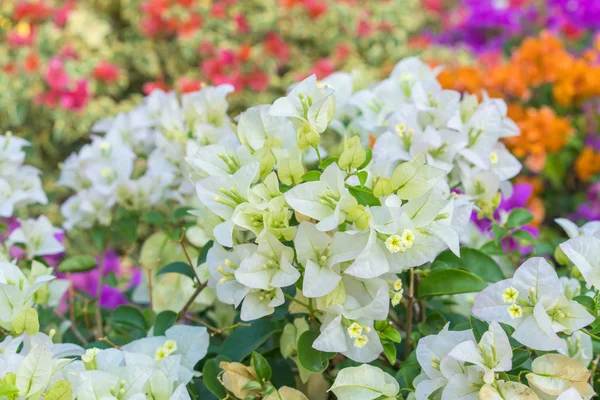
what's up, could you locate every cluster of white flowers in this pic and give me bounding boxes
[57,85,241,230]
[330,57,521,218]
[189,57,524,364]
[0,133,47,218]
[410,320,593,399]
[0,325,209,400]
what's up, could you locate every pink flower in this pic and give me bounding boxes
[44,57,69,91]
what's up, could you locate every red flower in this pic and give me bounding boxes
[265,32,290,64]
[93,61,120,84]
[234,14,250,33]
[303,0,327,18]
[13,1,54,22]
[23,53,40,73]
[143,80,171,95]
[177,77,205,93]
[310,58,335,79]
[357,19,373,37]
[245,70,269,92]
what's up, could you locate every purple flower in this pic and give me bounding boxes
[57,249,141,310]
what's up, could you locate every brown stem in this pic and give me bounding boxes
[178,282,207,319]
[146,266,155,324]
[404,267,415,357]
[177,228,202,284]
[54,310,88,345]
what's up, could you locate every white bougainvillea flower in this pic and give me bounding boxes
[345,189,457,278]
[240,288,285,321]
[329,364,399,399]
[448,321,512,384]
[479,381,539,400]
[526,354,594,399]
[196,162,260,246]
[269,74,335,139]
[414,323,482,400]
[472,257,594,351]
[206,243,257,307]
[312,280,388,362]
[560,235,600,290]
[555,218,600,239]
[8,215,64,259]
[234,232,299,291]
[284,163,354,231]
[186,143,256,179]
[237,104,296,153]
[182,84,234,128]
[123,325,209,381]
[557,388,586,400]
[293,222,363,298]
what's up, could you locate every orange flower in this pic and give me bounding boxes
[504,106,572,162]
[575,147,600,182]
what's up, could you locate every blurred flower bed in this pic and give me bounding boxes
[0,0,425,163]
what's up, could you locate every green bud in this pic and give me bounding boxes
[256,148,276,180]
[297,123,320,150]
[347,205,371,230]
[373,177,395,198]
[338,136,366,170]
[273,149,304,186]
[12,308,39,336]
[554,246,570,266]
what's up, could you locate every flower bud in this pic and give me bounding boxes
[338,136,366,170]
[347,205,371,230]
[297,122,320,150]
[373,177,395,198]
[554,246,570,266]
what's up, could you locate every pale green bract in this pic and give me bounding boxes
[329,364,399,399]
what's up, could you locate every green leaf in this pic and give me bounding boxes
[319,157,338,170]
[492,224,505,245]
[57,255,96,273]
[301,170,322,182]
[430,248,504,283]
[379,326,402,343]
[113,215,139,243]
[297,330,335,373]
[157,262,195,280]
[382,342,397,365]
[154,311,177,336]
[109,305,148,332]
[358,147,372,170]
[511,349,531,370]
[573,296,596,313]
[251,352,272,382]
[418,268,487,298]
[45,381,72,400]
[171,207,193,221]
[197,240,214,266]
[202,358,227,398]
[141,211,165,225]
[505,208,533,229]
[357,171,368,187]
[395,362,420,390]
[220,320,278,362]
[480,241,506,256]
[347,186,381,207]
[512,229,535,243]
[470,317,489,342]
